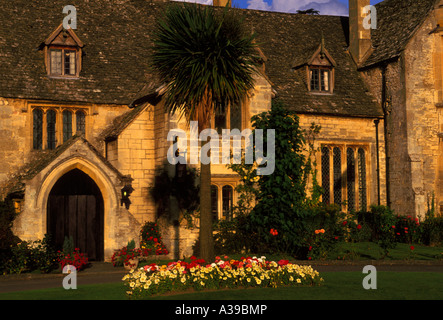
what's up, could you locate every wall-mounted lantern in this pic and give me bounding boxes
[121,184,134,209]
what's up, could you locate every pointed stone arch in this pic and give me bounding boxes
[12,137,140,261]
[36,157,118,261]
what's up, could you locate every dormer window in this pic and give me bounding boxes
[42,24,84,78]
[310,67,331,92]
[49,48,77,76]
[293,35,336,94]
[308,47,335,93]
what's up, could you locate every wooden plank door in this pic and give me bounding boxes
[48,194,103,261]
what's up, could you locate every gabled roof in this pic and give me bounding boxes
[102,104,148,141]
[360,0,437,69]
[44,23,85,48]
[0,135,127,197]
[0,0,381,117]
[0,0,164,105]
[293,35,337,69]
[240,10,381,117]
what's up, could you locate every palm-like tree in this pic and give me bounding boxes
[151,3,261,262]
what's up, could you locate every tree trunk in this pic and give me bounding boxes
[199,141,215,263]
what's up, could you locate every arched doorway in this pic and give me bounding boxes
[47,169,104,261]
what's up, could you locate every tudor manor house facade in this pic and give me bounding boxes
[0,0,442,261]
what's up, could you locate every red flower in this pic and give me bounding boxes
[342,221,347,226]
[410,245,415,251]
[278,259,289,266]
[270,228,278,236]
[357,224,362,230]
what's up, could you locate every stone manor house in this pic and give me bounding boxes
[0,0,441,261]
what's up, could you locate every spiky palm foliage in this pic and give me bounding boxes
[151,3,261,262]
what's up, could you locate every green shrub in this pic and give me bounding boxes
[140,221,169,256]
[364,205,397,257]
[0,199,20,273]
[32,234,59,273]
[420,215,443,246]
[225,102,320,257]
[393,214,421,244]
[4,241,33,274]
[3,234,59,274]
[62,235,75,255]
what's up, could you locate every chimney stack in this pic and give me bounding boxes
[349,0,372,65]
[213,0,231,7]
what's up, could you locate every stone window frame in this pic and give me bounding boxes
[210,180,238,221]
[211,98,250,134]
[319,143,369,212]
[29,103,90,151]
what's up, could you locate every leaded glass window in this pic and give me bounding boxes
[211,185,218,222]
[49,49,77,76]
[47,109,57,150]
[76,110,86,135]
[50,50,62,75]
[358,148,367,211]
[63,110,72,143]
[230,103,242,131]
[333,147,342,204]
[64,50,76,76]
[310,68,331,92]
[321,145,369,212]
[222,185,233,220]
[347,148,355,212]
[33,109,43,150]
[321,146,330,204]
[215,106,227,135]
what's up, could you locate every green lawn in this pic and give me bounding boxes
[1,271,442,300]
[1,242,441,301]
[330,242,443,261]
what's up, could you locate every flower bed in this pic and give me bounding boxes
[57,248,88,271]
[123,256,323,298]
